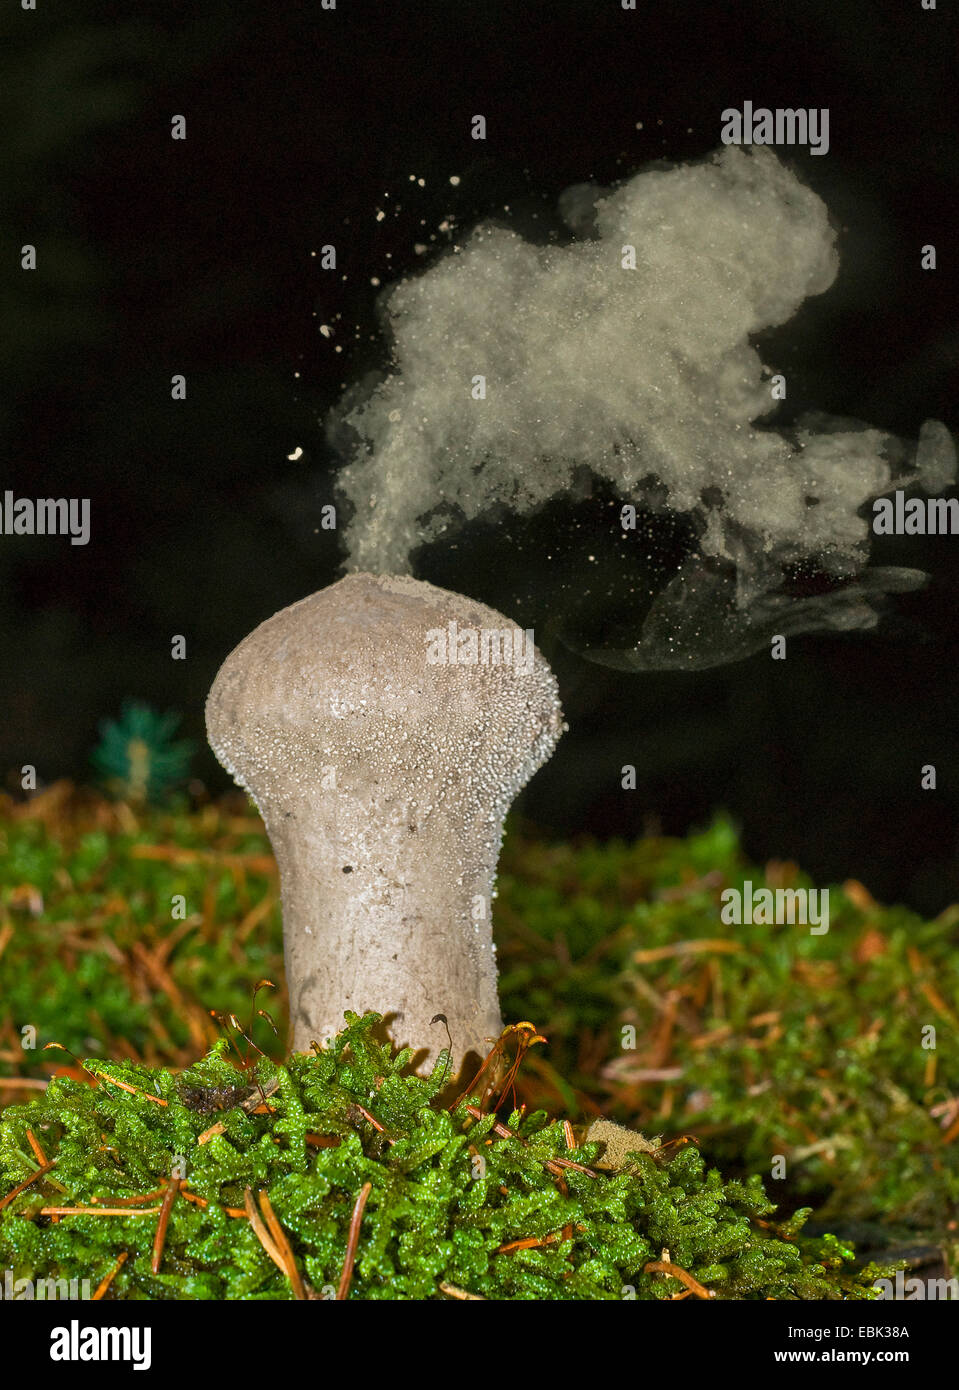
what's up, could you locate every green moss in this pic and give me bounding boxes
[496,817,959,1249]
[0,1013,886,1300]
[0,793,954,1280]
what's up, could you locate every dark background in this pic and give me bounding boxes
[2,0,957,911]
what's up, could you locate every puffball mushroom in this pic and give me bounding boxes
[206,573,564,1070]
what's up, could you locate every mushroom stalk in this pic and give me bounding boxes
[206,573,563,1068]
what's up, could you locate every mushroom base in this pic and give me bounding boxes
[268,807,505,1070]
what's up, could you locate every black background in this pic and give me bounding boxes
[2,0,957,911]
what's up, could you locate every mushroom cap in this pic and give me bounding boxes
[206,573,564,833]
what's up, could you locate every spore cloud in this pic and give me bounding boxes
[330,147,954,668]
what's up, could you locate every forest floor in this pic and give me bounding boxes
[0,782,955,1298]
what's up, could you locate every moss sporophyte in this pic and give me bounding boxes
[0,1012,889,1300]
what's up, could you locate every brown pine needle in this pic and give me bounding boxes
[130,844,276,873]
[644,1259,715,1300]
[151,1178,181,1274]
[257,1190,307,1301]
[19,1130,68,1194]
[337,1181,372,1301]
[942,1111,959,1146]
[244,1187,285,1273]
[439,1281,486,1300]
[546,1155,597,1177]
[25,1129,48,1164]
[464,1103,597,1178]
[920,980,959,1027]
[93,1189,166,1208]
[41,1205,161,1217]
[352,1103,385,1133]
[0,1159,57,1211]
[497,1224,580,1254]
[92,1071,168,1106]
[633,939,742,964]
[497,1234,558,1253]
[92,1251,128,1300]
[197,1120,226,1145]
[465,1104,516,1139]
[237,893,277,942]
